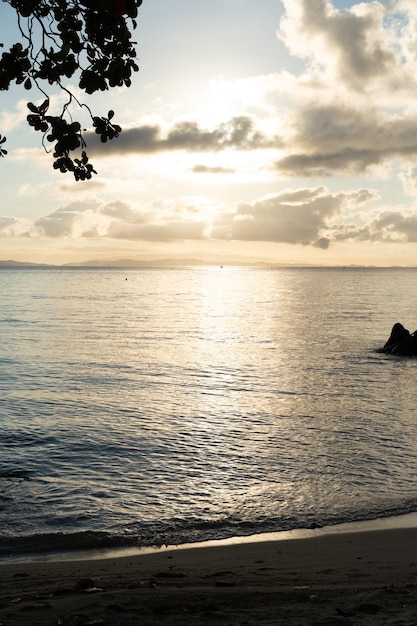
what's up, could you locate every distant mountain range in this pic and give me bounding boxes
[0,258,273,268]
[0,259,51,267]
[64,258,252,267]
[0,258,395,269]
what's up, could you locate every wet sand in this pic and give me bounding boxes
[2,523,417,624]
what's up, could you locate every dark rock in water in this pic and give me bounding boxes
[381,322,417,356]
[383,323,410,350]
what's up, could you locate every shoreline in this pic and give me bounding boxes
[5,510,417,565]
[2,515,417,624]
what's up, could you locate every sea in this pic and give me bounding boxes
[1,265,417,559]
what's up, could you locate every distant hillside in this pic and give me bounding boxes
[0,260,51,267]
[0,258,274,269]
[63,258,271,267]
[0,258,265,268]
[0,258,382,269]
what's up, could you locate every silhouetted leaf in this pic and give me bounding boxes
[0,1,142,178]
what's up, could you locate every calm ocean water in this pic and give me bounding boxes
[1,266,417,558]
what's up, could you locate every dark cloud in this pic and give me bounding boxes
[85,116,280,156]
[95,125,160,153]
[275,147,385,176]
[313,237,330,249]
[274,104,417,175]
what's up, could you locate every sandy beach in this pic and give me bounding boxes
[2,521,417,625]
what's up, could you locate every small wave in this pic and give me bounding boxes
[0,471,31,481]
[0,530,124,559]
[2,499,417,561]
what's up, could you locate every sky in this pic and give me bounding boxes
[2,0,417,266]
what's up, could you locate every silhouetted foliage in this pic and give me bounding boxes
[0,0,142,179]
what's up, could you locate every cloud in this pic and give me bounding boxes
[274,104,417,175]
[5,187,417,251]
[0,99,30,132]
[99,201,145,222]
[85,115,280,156]
[325,210,417,244]
[275,148,384,176]
[27,198,209,241]
[32,200,101,238]
[313,237,331,249]
[210,186,377,246]
[400,166,417,198]
[191,164,235,174]
[278,0,403,91]
[372,211,417,242]
[0,216,31,237]
[267,2,417,179]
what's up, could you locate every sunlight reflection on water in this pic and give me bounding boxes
[1,267,417,554]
